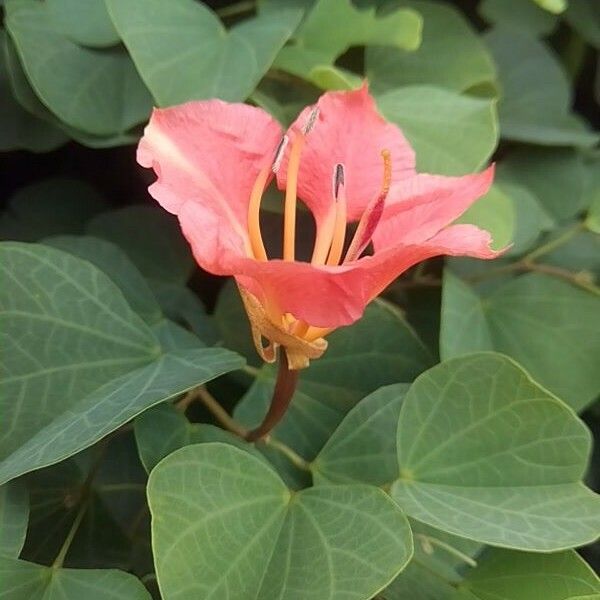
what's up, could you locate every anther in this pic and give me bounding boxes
[302,107,320,135]
[334,163,345,199]
[272,135,289,174]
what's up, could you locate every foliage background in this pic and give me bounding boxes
[0,0,599,599]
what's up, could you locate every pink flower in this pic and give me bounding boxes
[138,85,499,369]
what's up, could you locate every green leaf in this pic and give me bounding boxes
[382,521,482,600]
[21,441,146,570]
[495,179,555,256]
[106,0,302,105]
[87,206,195,284]
[308,383,483,600]
[377,86,498,174]
[0,348,243,486]
[312,384,408,486]
[440,272,600,412]
[274,0,421,87]
[0,557,151,599]
[44,236,162,325]
[456,184,515,251]
[135,403,308,489]
[5,0,153,136]
[367,0,496,93]
[0,31,67,152]
[485,28,598,147]
[462,548,600,599]
[479,0,558,36]
[134,403,257,473]
[2,32,136,148]
[149,443,413,600]
[498,147,587,222]
[0,242,159,461]
[0,481,28,557]
[46,0,120,47]
[0,241,243,484]
[0,178,107,242]
[391,353,600,551]
[532,0,567,14]
[565,0,600,49]
[147,280,218,345]
[235,300,433,459]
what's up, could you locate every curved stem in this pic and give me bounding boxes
[246,352,299,442]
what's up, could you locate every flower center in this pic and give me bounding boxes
[247,117,391,268]
[245,111,392,341]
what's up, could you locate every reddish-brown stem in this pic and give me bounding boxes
[245,352,299,442]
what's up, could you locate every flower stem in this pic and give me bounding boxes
[246,352,299,442]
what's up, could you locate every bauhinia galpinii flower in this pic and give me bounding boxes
[138,84,501,440]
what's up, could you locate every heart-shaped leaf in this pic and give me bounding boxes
[391,353,600,551]
[440,272,600,412]
[149,443,413,600]
[0,557,151,599]
[5,0,153,136]
[106,0,302,105]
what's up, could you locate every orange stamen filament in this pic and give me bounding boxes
[344,149,392,263]
[326,187,348,266]
[247,164,271,261]
[283,133,305,261]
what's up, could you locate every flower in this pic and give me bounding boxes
[138,84,500,369]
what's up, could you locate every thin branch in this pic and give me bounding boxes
[260,436,311,472]
[195,386,248,438]
[52,443,106,568]
[52,500,88,568]
[216,0,255,19]
[416,534,478,568]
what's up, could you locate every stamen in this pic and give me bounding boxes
[272,135,289,174]
[283,132,304,261]
[344,150,391,263]
[284,107,319,262]
[247,163,271,261]
[326,164,348,266]
[311,162,345,265]
[302,107,320,134]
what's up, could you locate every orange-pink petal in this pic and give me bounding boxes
[276,84,415,230]
[137,100,283,270]
[373,166,495,250]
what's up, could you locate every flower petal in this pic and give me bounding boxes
[276,84,415,228]
[373,166,495,250]
[137,100,283,266]
[233,223,499,328]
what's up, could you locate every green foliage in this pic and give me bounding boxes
[441,271,600,411]
[149,443,413,600]
[1,0,599,596]
[107,0,302,105]
[391,353,599,551]
[0,557,152,599]
[377,86,498,174]
[0,482,28,558]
